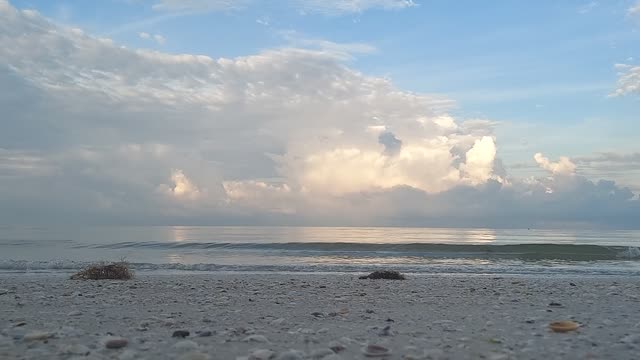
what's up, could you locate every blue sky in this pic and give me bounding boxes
[1,0,639,227]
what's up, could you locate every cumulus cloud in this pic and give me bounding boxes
[0,1,637,227]
[534,153,577,176]
[158,169,201,199]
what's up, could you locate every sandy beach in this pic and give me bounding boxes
[1,273,639,359]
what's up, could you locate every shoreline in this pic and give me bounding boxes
[1,273,639,359]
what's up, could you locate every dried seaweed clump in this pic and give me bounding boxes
[359,270,406,280]
[71,261,133,280]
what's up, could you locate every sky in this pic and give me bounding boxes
[0,0,639,228]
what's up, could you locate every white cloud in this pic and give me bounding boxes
[154,34,165,44]
[158,169,202,199]
[139,31,165,45]
[534,153,577,176]
[0,1,637,227]
[612,64,640,96]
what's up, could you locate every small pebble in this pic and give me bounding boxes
[105,338,128,349]
[362,344,391,357]
[172,330,190,338]
[328,341,346,353]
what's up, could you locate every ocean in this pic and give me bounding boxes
[1,226,639,276]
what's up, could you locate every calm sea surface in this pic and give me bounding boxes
[1,226,639,276]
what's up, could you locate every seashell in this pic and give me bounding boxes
[362,344,391,357]
[548,320,579,333]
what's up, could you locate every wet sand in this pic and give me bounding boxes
[1,273,639,359]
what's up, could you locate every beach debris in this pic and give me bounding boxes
[243,334,269,343]
[67,310,82,316]
[362,344,391,357]
[569,282,577,286]
[359,270,405,280]
[328,341,346,353]
[70,261,133,280]
[104,337,128,349]
[13,321,26,327]
[311,311,325,318]
[548,302,563,307]
[248,349,275,360]
[0,289,8,295]
[365,309,375,314]
[548,321,579,333]
[379,325,393,336]
[23,331,53,341]
[172,330,191,338]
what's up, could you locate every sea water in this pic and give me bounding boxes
[1,226,639,276]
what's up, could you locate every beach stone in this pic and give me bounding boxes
[105,337,128,349]
[172,330,190,338]
[243,335,269,343]
[328,341,346,353]
[276,350,305,360]
[249,349,275,360]
[378,325,393,336]
[68,310,82,316]
[362,344,391,357]
[197,330,213,337]
[23,331,52,341]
